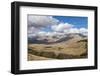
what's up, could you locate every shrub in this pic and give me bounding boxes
[40,51,56,58]
[57,53,73,59]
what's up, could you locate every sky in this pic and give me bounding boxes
[28,15,88,38]
[54,16,87,28]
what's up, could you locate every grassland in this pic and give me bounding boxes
[28,38,88,61]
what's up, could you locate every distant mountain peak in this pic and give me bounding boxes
[28,33,87,44]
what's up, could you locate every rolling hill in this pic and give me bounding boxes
[28,33,88,61]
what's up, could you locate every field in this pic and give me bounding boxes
[28,38,88,61]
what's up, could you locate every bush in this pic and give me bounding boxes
[40,51,56,58]
[57,53,73,59]
[28,48,41,56]
[80,51,87,57]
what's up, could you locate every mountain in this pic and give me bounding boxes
[28,33,87,44]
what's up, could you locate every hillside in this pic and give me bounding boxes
[28,33,88,61]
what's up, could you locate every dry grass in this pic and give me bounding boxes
[28,39,88,61]
[28,54,52,61]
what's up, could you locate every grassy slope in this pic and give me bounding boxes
[28,38,87,61]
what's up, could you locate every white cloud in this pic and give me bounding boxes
[79,28,87,33]
[28,15,59,38]
[68,28,80,34]
[37,31,55,36]
[37,31,47,36]
[79,28,88,36]
[64,27,88,36]
[28,15,88,38]
[28,28,88,38]
[28,15,59,28]
[28,33,37,38]
[28,27,38,34]
[52,23,73,32]
[35,31,65,37]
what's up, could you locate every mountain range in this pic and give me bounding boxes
[28,33,87,44]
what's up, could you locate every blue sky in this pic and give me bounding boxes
[41,16,88,32]
[54,16,88,29]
